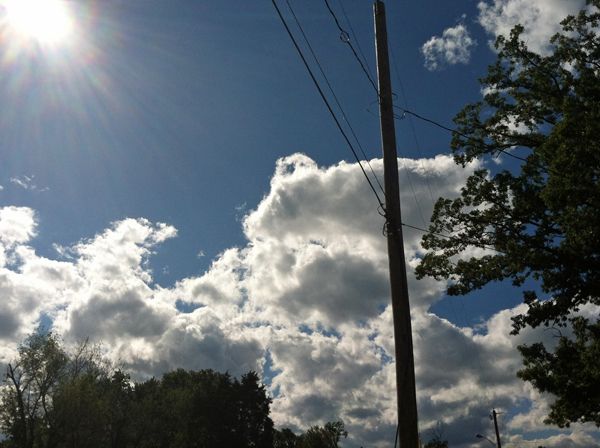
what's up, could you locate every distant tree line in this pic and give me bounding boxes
[0,333,347,448]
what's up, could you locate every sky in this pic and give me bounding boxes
[0,0,598,447]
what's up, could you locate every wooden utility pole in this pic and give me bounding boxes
[373,1,419,447]
[492,409,502,448]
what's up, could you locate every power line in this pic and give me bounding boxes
[335,0,376,85]
[387,95,430,228]
[398,159,429,229]
[394,106,529,163]
[271,0,386,211]
[323,0,379,95]
[323,1,429,229]
[328,1,436,231]
[398,221,505,255]
[389,45,437,207]
[273,0,505,257]
[284,0,385,197]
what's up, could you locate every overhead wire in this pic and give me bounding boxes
[284,0,385,197]
[323,0,380,96]
[319,0,445,241]
[381,217,504,255]
[327,0,429,232]
[289,1,537,245]
[390,132,429,229]
[389,45,437,207]
[270,0,386,212]
[393,106,530,163]
[335,0,376,84]
[272,0,506,254]
[329,17,430,230]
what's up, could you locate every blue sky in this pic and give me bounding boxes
[0,1,598,447]
[1,0,494,282]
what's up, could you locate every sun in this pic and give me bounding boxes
[2,0,73,45]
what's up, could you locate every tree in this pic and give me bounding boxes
[0,333,68,448]
[415,0,600,427]
[273,428,299,448]
[297,421,347,448]
[517,317,600,427]
[131,368,274,448]
[236,371,274,448]
[2,333,340,447]
[423,438,448,448]
[0,333,116,448]
[51,371,110,448]
[423,422,448,448]
[273,422,348,448]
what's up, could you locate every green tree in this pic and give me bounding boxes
[297,421,347,448]
[105,371,135,448]
[1,333,294,447]
[1,334,130,448]
[236,371,274,448]
[52,371,109,448]
[273,428,299,448]
[0,333,68,448]
[518,317,600,427]
[46,339,115,448]
[131,368,274,448]
[415,0,600,427]
[129,377,166,448]
[423,438,448,448]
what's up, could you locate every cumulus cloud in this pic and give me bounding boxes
[0,154,598,447]
[477,0,588,54]
[0,207,74,363]
[421,22,476,71]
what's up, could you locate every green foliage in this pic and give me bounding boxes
[2,333,343,447]
[297,421,347,448]
[416,0,600,427]
[517,317,600,427]
[271,421,348,448]
[423,438,448,448]
[138,368,274,448]
[274,428,300,448]
[0,332,70,448]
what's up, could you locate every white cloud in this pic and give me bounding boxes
[477,0,588,54]
[0,155,598,447]
[421,22,476,71]
[0,206,37,249]
[9,174,49,192]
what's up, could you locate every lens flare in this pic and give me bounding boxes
[2,0,73,45]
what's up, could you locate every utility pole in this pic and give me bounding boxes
[492,409,502,448]
[373,2,419,447]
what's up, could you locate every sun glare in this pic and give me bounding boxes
[3,0,73,45]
